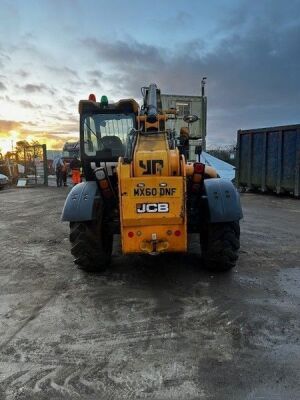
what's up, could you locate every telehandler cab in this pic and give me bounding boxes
[62,84,242,271]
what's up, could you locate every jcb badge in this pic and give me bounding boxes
[136,203,169,213]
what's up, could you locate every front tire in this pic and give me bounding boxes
[200,221,240,272]
[70,219,113,272]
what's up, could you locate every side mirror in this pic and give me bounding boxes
[183,114,199,124]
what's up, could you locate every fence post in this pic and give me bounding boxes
[42,145,48,186]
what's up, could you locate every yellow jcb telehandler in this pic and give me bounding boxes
[62,84,242,271]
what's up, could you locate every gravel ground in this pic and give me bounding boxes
[0,186,299,400]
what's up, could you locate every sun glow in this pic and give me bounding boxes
[0,131,20,155]
[25,135,34,143]
[0,125,78,155]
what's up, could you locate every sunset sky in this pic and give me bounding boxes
[0,0,300,154]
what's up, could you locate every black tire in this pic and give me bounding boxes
[69,218,113,272]
[200,221,240,272]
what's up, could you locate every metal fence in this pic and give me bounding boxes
[0,144,49,186]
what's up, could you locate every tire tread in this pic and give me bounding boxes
[200,221,240,272]
[69,220,112,272]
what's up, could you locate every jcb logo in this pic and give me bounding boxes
[136,203,169,213]
[139,159,164,175]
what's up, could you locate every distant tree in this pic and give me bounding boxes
[207,145,236,166]
[15,140,29,161]
[16,140,43,161]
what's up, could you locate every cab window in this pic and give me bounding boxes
[83,113,134,158]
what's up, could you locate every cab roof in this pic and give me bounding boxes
[79,98,139,115]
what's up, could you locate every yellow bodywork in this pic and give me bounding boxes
[117,92,217,255]
[133,133,180,177]
[118,131,187,254]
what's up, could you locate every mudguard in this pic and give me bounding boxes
[61,181,102,222]
[203,178,243,223]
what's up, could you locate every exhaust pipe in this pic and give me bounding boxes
[146,83,158,123]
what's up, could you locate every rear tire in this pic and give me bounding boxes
[70,218,113,272]
[200,221,240,272]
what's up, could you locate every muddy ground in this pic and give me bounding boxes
[0,186,299,400]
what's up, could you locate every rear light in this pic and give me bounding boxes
[174,230,181,237]
[128,231,134,238]
[89,93,96,101]
[194,162,205,174]
[192,163,205,192]
[94,168,113,198]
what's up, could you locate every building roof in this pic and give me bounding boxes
[46,150,63,160]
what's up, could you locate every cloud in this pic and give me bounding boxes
[82,38,165,67]
[0,120,22,132]
[46,65,79,78]
[0,82,6,91]
[17,99,54,111]
[64,87,77,95]
[151,10,193,30]
[87,27,300,104]
[21,83,45,93]
[19,99,35,108]
[1,1,300,148]
[170,11,192,27]
[0,119,78,152]
[86,70,103,79]
[19,83,56,95]
[81,6,300,143]
[85,70,103,89]
[89,78,102,89]
[0,51,11,64]
[62,95,76,105]
[16,69,30,78]
[0,95,13,103]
